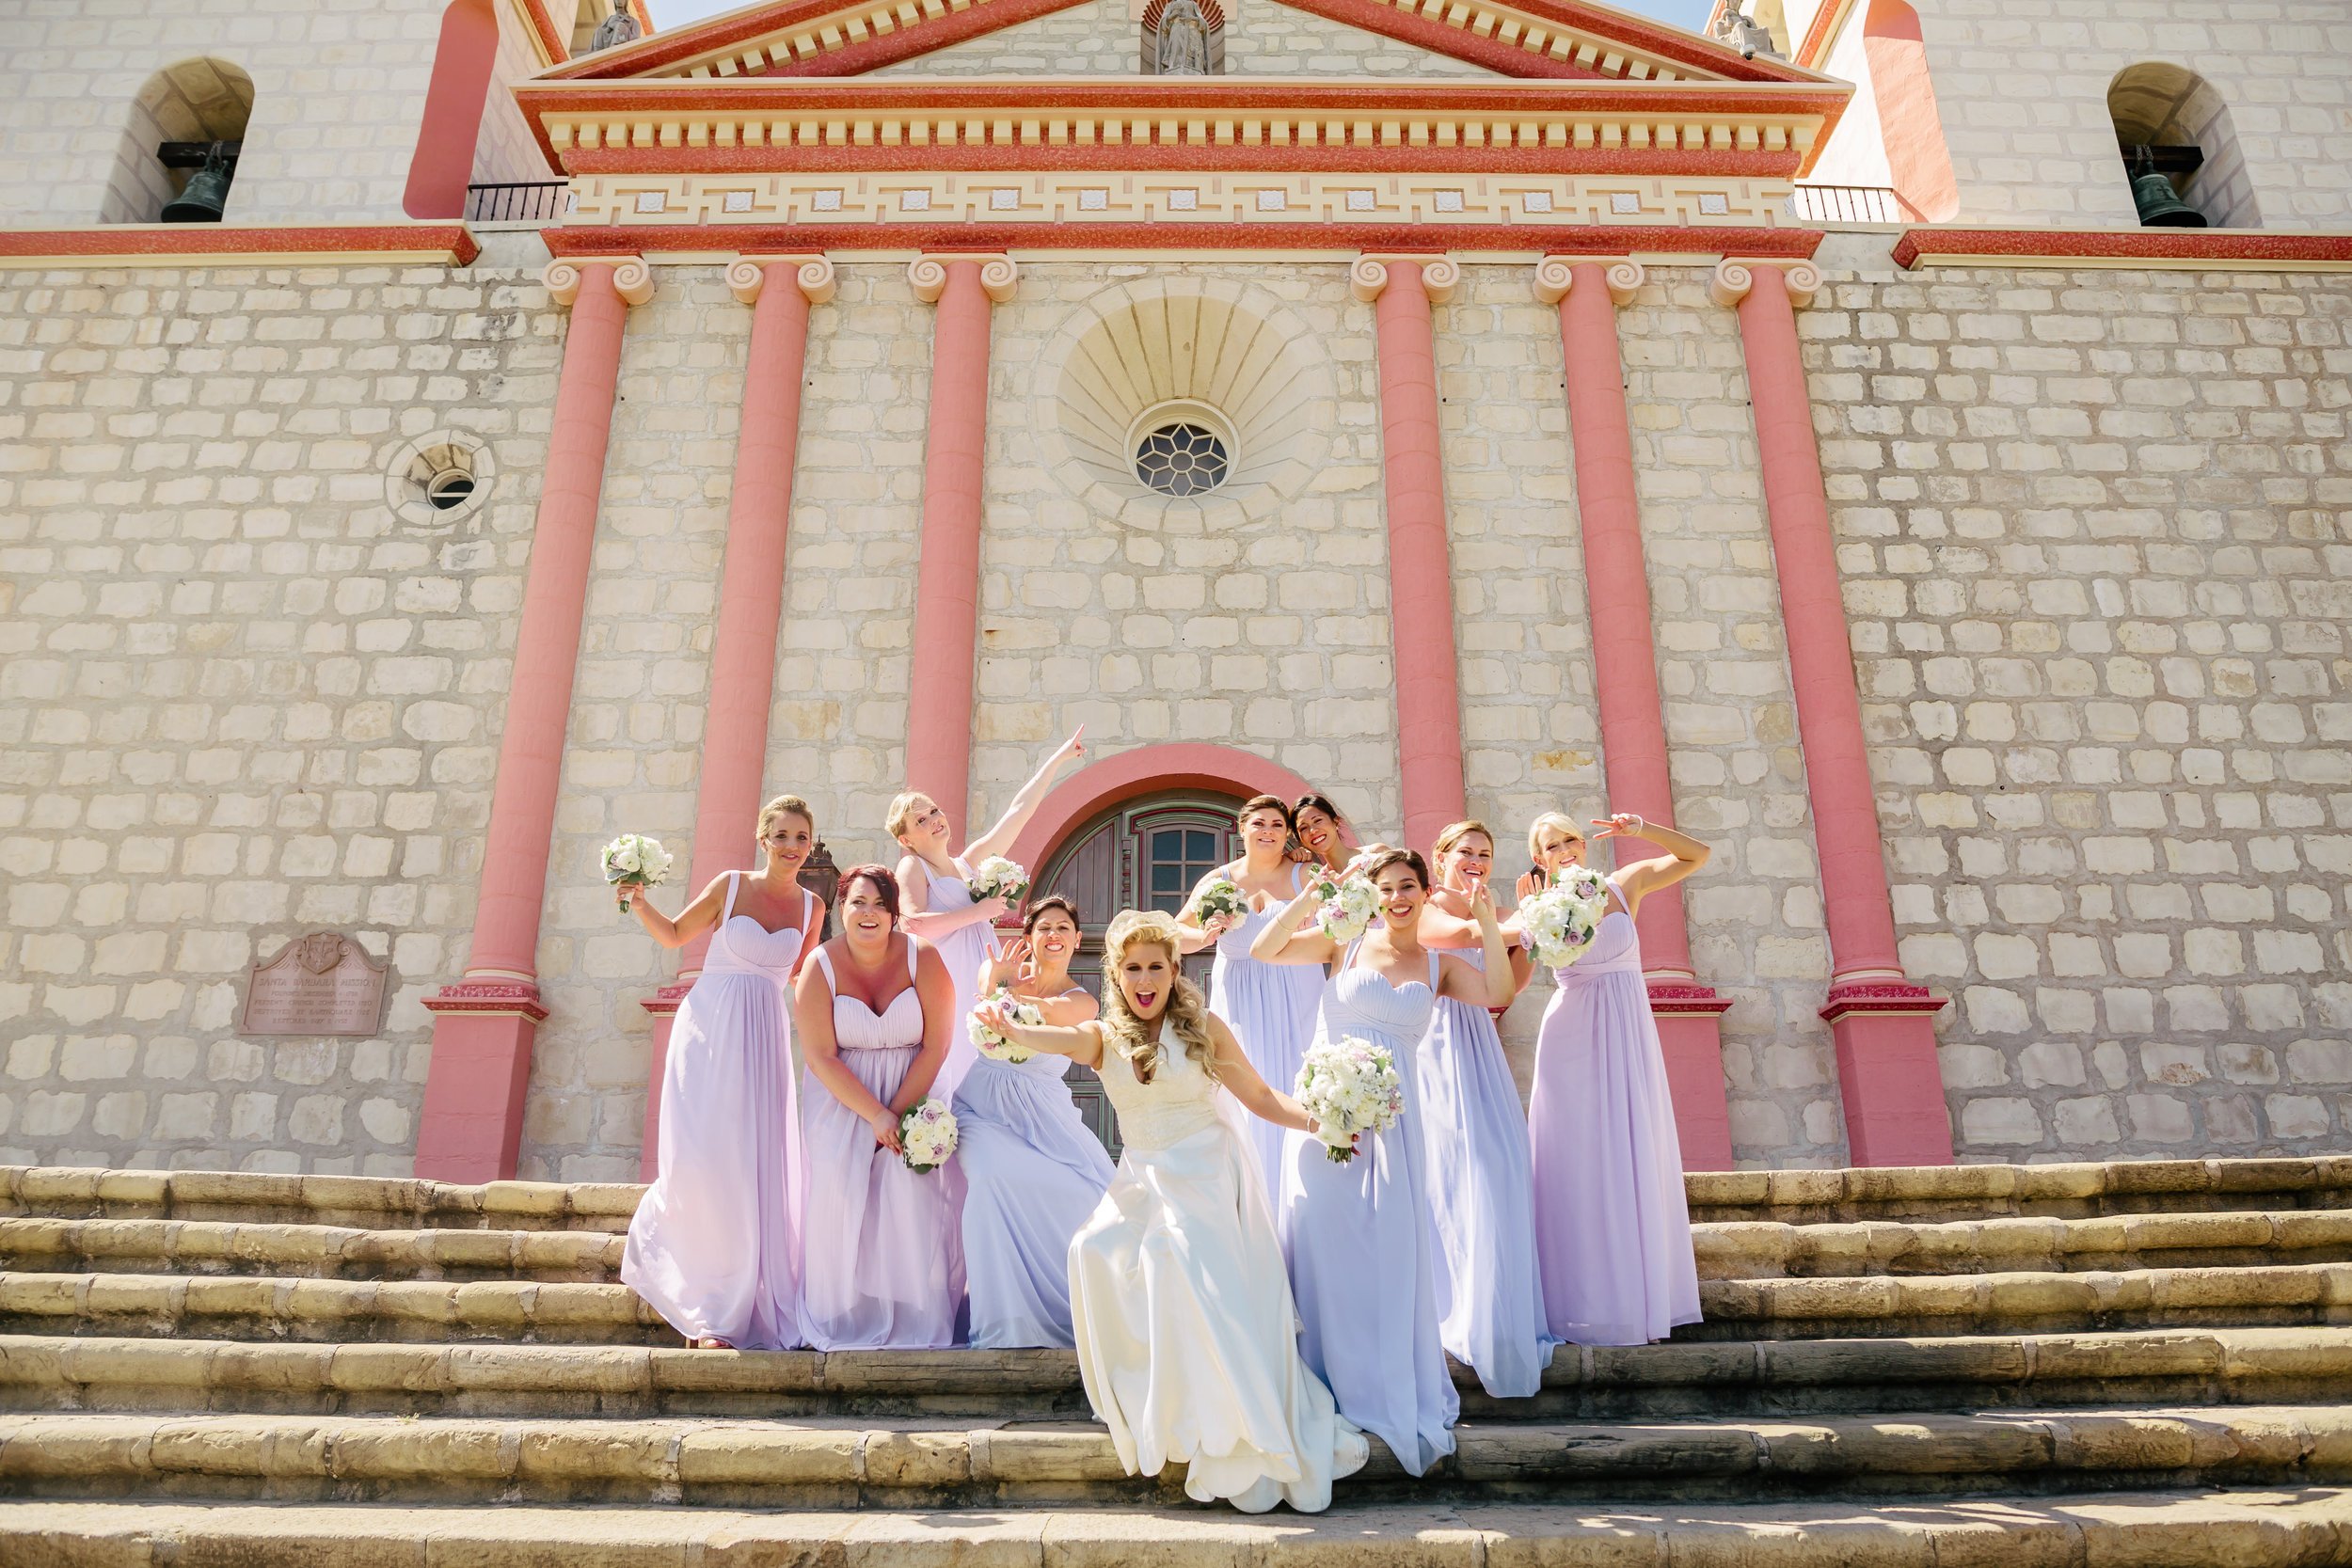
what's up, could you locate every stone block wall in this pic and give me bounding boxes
[2,241,2346,1177]
[1807,236,2352,1158]
[0,262,555,1174]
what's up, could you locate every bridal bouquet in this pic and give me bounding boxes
[600,833,675,914]
[970,988,1042,1064]
[900,1099,960,1173]
[1193,875,1248,927]
[966,855,1030,906]
[1295,1035,1405,1164]
[1309,870,1380,944]
[1519,864,1611,970]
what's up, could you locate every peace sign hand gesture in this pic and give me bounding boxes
[1589,812,1648,841]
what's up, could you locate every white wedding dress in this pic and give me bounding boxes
[1068,1037,1369,1513]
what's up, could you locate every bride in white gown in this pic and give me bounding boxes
[975,909,1369,1513]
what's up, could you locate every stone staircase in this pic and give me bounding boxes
[5,1158,2352,1564]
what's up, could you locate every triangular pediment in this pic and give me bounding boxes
[547,0,1831,84]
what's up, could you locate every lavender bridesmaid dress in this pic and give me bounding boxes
[1208,864,1325,1199]
[1279,944,1458,1477]
[797,940,964,1350]
[921,856,991,1103]
[1528,877,1701,1346]
[1417,942,1558,1397]
[621,874,811,1349]
[952,988,1116,1348]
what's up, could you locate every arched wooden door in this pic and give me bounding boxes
[1034,789,1243,1152]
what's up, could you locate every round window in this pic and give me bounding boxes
[1133,420,1230,497]
[383,430,494,528]
[426,471,476,510]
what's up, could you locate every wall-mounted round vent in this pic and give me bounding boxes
[384,430,494,529]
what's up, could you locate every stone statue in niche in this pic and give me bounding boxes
[591,0,642,52]
[1154,0,1212,74]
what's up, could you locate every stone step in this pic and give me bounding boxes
[1695,1260,2352,1339]
[11,1157,2349,1238]
[6,1257,2344,1350]
[1695,1209,2352,1279]
[4,1404,2351,1507]
[2,1327,2349,1424]
[0,1218,625,1282]
[16,1208,2350,1294]
[9,1491,2352,1568]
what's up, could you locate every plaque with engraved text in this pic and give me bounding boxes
[240,933,390,1037]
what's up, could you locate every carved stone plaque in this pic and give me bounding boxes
[240,932,389,1037]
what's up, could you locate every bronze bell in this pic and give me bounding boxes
[2129,167,2204,229]
[161,152,231,223]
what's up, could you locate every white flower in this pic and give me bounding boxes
[971,989,1043,1063]
[1519,866,1611,971]
[966,855,1030,905]
[1312,874,1380,944]
[1294,1034,1404,1164]
[1194,876,1248,925]
[602,834,673,912]
[900,1098,960,1173]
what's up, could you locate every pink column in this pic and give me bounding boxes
[637,254,835,1180]
[1537,256,1734,1171]
[1714,258,1953,1167]
[1353,254,1470,856]
[417,257,654,1182]
[903,253,1016,839]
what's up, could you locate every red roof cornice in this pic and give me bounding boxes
[1892,226,2352,271]
[545,219,1824,254]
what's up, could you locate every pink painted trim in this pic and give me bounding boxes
[641,266,818,1177]
[1829,1010,1953,1166]
[405,0,502,220]
[0,225,482,265]
[1006,744,1322,877]
[1655,1012,1734,1170]
[546,222,1824,258]
[904,259,997,839]
[1891,227,2352,269]
[1732,262,1952,1167]
[1370,260,1470,857]
[416,260,635,1183]
[556,145,1804,181]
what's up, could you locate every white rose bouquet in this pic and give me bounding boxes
[970,988,1043,1064]
[600,833,675,915]
[1193,875,1248,927]
[899,1099,960,1173]
[1309,871,1381,944]
[1519,863,1611,971]
[965,855,1030,906]
[1295,1034,1405,1164]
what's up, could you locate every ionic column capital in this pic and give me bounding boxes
[727,254,836,307]
[1351,253,1460,305]
[1533,256,1646,307]
[909,253,1017,305]
[1708,256,1823,309]
[542,256,654,309]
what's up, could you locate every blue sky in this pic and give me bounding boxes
[649,0,1715,35]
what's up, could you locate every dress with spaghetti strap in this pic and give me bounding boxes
[1207,863,1326,1199]
[921,855,991,1103]
[621,873,811,1349]
[796,937,964,1350]
[1528,875,1701,1346]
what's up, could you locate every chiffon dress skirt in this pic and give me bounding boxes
[621,877,813,1350]
[796,942,964,1350]
[1207,868,1324,1200]
[1279,948,1459,1477]
[953,1036,1116,1349]
[922,856,991,1103]
[1417,942,1558,1397]
[1528,877,1702,1346]
[1070,1041,1368,1513]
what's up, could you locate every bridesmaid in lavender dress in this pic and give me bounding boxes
[1522,810,1711,1346]
[792,864,963,1350]
[1413,819,1554,1398]
[618,796,824,1351]
[1176,795,1326,1199]
[891,727,1088,1102]
[953,894,1115,1348]
[1253,847,1512,1477]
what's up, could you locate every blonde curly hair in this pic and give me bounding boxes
[1098,910,1219,1085]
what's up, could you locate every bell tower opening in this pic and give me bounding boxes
[101,57,253,225]
[2108,62,2257,230]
